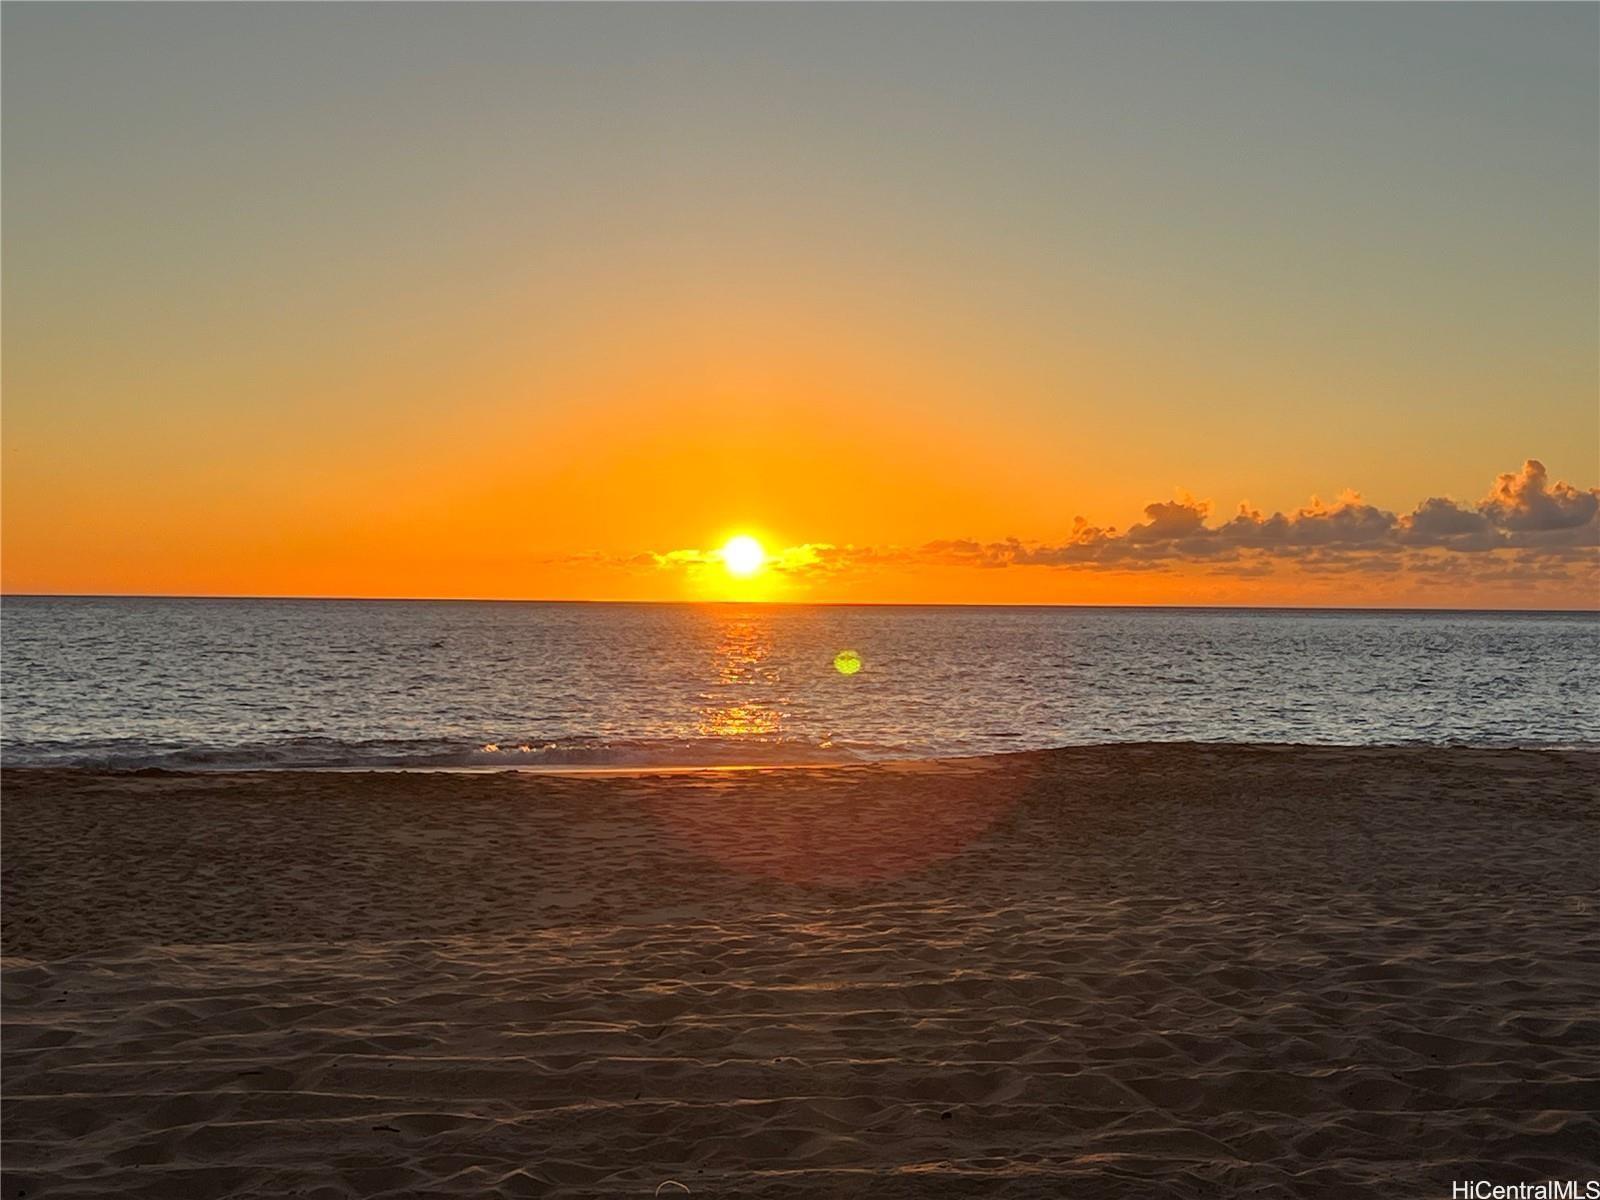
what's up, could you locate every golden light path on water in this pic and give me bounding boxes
[697,615,782,738]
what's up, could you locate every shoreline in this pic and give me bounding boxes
[6,738,1599,777]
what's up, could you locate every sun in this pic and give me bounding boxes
[720,535,767,578]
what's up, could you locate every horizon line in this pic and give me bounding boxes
[2,592,1596,616]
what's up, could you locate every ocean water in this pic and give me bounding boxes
[2,598,1596,769]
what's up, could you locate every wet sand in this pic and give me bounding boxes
[3,745,1598,1198]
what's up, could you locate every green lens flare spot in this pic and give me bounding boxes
[833,649,862,676]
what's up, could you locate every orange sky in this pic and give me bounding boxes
[3,5,1597,608]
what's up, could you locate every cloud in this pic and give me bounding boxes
[1397,497,1499,551]
[1396,460,1600,554]
[567,460,1599,592]
[1217,492,1396,549]
[1480,459,1599,532]
[1128,495,1211,542]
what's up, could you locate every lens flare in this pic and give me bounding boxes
[720,535,766,578]
[833,649,862,675]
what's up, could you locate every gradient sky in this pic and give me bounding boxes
[4,3,1597,606]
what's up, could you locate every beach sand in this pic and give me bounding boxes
[3,745,1597,1198]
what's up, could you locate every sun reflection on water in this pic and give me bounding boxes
[697,701,781,738]
[697,615,786,740]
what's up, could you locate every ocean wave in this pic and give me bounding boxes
[4,732,1597,771]
[0,734,894,772]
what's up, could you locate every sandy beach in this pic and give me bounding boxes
[3,745,1597,1198]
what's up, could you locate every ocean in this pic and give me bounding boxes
[2,597,1596,769]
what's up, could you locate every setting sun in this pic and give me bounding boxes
[720,536,767,578]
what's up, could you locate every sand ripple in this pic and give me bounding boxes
[3,746,1598,1197]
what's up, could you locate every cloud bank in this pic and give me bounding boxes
[579,461,1600,593]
